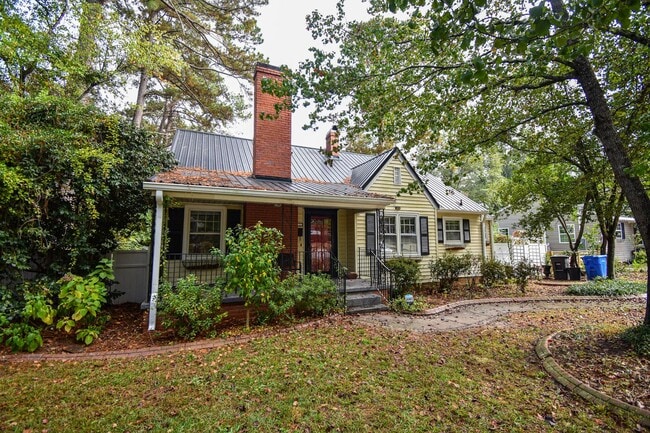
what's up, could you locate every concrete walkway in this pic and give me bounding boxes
[351,296,646,332]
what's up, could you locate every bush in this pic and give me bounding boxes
[262,273,339,323]
[480,259,511,289]
[386,257,420,296]
[566,278,646,296]
[56,259,113,345]
[621,325,650,358]
[389,296,427,313]
[512,260,538,293]
[429,253,473,293]
[158,275,227,340]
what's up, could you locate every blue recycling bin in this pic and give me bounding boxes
[582,255,607,280]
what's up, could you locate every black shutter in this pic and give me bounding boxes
[420,216,430,255]
[365,213,376,255]
[437,218,444,244]
[167,207,184,257]
[227,209,242,230]
[620,223,626,239]
[463,219,471,243]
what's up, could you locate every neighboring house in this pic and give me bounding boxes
[143,64,489,326]
[497,213,638,262]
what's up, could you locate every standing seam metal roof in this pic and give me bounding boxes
[166,129,486,213]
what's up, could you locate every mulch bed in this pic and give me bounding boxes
[2,277,648,415]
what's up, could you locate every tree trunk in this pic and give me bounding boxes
[132,68,149,128]
[605,231,616,279]
[572,55,650,324]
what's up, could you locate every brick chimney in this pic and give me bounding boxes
[325,125,340,158]
[253,63,292,181]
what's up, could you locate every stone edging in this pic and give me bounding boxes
[536,331,650,428]
[418,295,646,316]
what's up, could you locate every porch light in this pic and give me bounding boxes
[404,294,414,305]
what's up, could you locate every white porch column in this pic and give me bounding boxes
[148,190,164,331]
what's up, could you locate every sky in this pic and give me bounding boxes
[224,0,371,148]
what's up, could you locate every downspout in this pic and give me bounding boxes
[480,215,487,260]
[148,190,164,331]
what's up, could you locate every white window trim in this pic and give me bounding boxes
[443,218,463,246]
[183,205,227,255]
[383,213,420,257]
[393,167,402,186]
[615,222,623,240]
[558,224,575,244]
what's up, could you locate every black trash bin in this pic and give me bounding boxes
[550,255,569,280]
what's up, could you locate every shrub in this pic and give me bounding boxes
[389,296,427,313]
[262,273,339,323]
[621,325,650,359]
[480,259,511,289]
[429,253,473,293]
[566,278,646,296]
[0,281,58,352]
[512,260,538,293]
[215,222,283,329]
[56,259,113,345]
[158,275,227,340]
[386,257,420,296]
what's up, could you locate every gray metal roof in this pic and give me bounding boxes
[421,174,487,213]
[350,149,395,188]
[164,129,486,213]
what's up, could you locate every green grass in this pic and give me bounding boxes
[0,310,642,432]
[566,278,646,296]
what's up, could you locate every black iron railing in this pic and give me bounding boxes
[357,248,395,302]
[329,253,348,309]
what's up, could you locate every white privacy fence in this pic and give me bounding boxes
[493,242,547,267]
[110,249,150,304]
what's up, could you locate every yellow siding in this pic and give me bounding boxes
[435,212,485,258]
[355,156,438,282]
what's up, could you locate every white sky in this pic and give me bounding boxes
[224,0,371,148]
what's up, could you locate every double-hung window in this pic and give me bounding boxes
[444,219,463,245]
[382,214,419,256]
[558,224,575,244]
[186,207,224,254]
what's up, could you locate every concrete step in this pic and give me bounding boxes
[347,303,390,314]
[344,292,384,310]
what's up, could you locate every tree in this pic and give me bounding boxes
[0,0,268,138]
[288,0,650,324]
[0,94,176,283]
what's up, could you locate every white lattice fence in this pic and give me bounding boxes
[493,243,547,267]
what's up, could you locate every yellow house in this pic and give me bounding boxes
[143,64,490,328]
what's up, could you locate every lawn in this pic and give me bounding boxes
[1,303,644,433]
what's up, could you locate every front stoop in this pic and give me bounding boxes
[341,279,389,314]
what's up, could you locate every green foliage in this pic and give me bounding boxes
[386,257,420,296]
[480,259,511,289]
[0,94,176,282]
[621,325,650,359]
[0,321,43,353]
[56,259,113,345]
[217,223,284,309]
[261,273,339,323]
[566,278,646,296]
[429,253,473,293]
[158,275,227,340]
[512,261,539,293]
[389,296,427,313]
